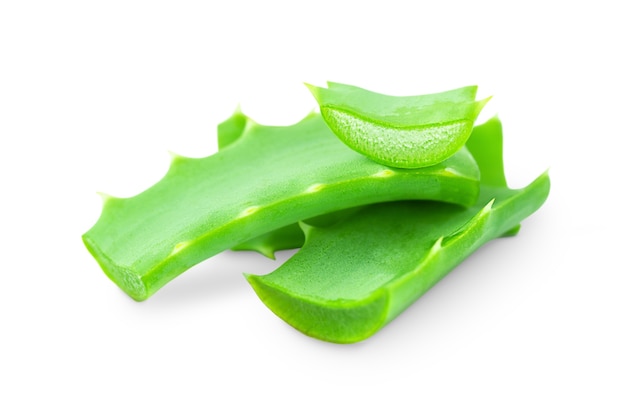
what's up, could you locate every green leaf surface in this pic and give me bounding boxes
[246,117,550,343]
[228,115,510,257]
[307,82,490,168]
[219,107,310,258]
[83,112,480,301]
[218,110,361,258]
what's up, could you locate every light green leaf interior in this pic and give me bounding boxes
[307,82,490,168]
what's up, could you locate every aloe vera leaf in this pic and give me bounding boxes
[216,108,362,258]
[245,117,550,343]
[307,82,490,168]
[218,107,304,258]
[83,113,480,301]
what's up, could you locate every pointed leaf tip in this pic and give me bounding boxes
[167,150,180,160]
[304,82,325,103]
[96,191,119,205]
[168,150,195,165]
[297,221,315,240]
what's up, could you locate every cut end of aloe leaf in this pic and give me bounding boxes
[321,107,476,168]
[82,234,149,301]
[307,82,490,168]
[246,273,389,344]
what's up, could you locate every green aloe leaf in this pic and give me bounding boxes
[307,82,490,168]
[217,109,360,258]
[217,107,305,258]
[246,117,550,343]
[83,112,480,301]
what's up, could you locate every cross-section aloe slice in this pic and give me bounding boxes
[307,82,490,168]
[245,117,550,343]
[83,112,480,301]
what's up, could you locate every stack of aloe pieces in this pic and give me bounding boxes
[83,82,549,343]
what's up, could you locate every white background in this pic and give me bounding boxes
[1,1,624,401]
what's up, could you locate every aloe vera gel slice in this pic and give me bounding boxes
[307,82,490,168]
[83,112,480,301]
[246,117,550,343]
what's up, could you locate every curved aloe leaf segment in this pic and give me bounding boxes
[218,109,360,258]
[307,82,490,168]
[83,111,480,301]
[246,117,550,343]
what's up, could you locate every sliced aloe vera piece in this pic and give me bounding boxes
[83,112,480,301]
[217,109,364,258]
[307,82,490,168]
[218,107,304,258]
[246,117,550,343]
